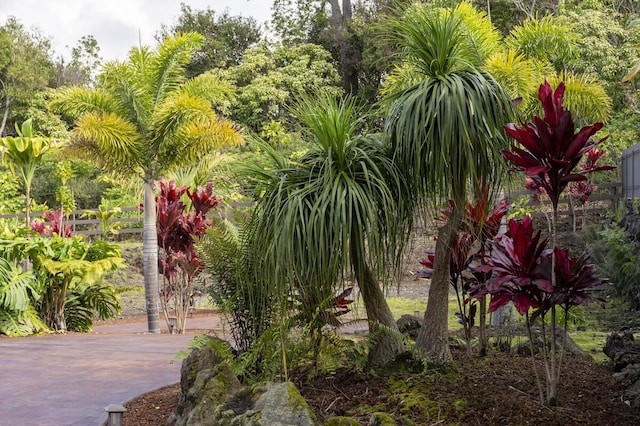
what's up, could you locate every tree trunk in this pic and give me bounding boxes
[143,180,161,334]
[414,205,462,364]
[350,230,404,367]
[478,296,488,357]
[328,0,359,95]
[0,79,10,136]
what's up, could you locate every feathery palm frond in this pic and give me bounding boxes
[49,86,119,119]
[182,72,236,114]
[548,72,612,123]
[70,112,145,173]
[506,16,578,71]
[453,1,503,63]
[485,50,540,113]
[98,61,151,129]
[149,32,203,106]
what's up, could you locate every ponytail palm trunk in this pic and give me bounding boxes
[384,5,513,363]
[50,33,242,333]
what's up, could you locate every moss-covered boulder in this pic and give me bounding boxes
[171,336,240,425]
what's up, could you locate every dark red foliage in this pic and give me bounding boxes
[155,178,219,283]
[502,81,612,210]
[30,209,73,237]
[478,217,605,321]
[477,216,551,315]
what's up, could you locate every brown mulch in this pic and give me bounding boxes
[119,346,639,425]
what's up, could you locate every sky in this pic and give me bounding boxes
[0,0,273,61]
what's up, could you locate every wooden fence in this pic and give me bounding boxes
[0,183,622,239]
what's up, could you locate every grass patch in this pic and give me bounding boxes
[115,285,144,294]
[569,330,609,363]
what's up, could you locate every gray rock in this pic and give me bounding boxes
[170,336,240,426]
[624,379,640,410]
[250,382,317,426]
[396,314,422,339]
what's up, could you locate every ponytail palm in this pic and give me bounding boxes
[384,4,513,363]
[245,94,410,366]
[50,33,242,333]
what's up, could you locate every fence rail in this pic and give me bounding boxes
[0,184,623,238]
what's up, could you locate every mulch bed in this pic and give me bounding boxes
[120,347,639,425]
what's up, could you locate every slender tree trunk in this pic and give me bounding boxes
[416,203,461,364]
[478,296,488,356]
[24,184,31,227]
[415,205,463,364]
[0,79,10,136]
[143,179,161,334]
[350,230,404,367]
[328,0,359,94]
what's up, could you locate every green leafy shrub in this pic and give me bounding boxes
[588,225,640,310]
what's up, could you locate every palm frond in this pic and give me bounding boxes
[386,71,512,205]
[453,1,503,63]
[182,72,236,115]
[69,112,145,173]
[484,50,541,113]
[547,72,612,123]
[151,92,242,171]
[506,16,578,70]
[49,86,119,120]
[98,61,152,132]
[149,32,203,106]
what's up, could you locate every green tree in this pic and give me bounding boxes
[53,35,102,87]
[50,33,242,333]
[157,3,262,76]
[222,42,342,131]
[384,3,513,363]
[0,119,55,226]
[0,17,54,135]
[245,94,410,366]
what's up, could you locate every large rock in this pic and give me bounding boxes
[171,336,241,425]
[170,336,318,425]
[604,332,640,371]
[249,382,317,425]
[603,332,640,412]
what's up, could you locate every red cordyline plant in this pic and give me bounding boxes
[496,80,610,406]
[477,217,605,405]
[155,178,220,333]
[31,209,73,237]
[568,148,610,232]
[419,190,509,355]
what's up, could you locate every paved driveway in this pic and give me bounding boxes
[0,316,221,426]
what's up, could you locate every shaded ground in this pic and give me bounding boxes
[120,346,639,425]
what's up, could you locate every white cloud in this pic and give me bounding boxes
[0,0,272,61]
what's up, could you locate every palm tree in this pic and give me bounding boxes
[383,4,513,363]
[245,94,411,366]
[50,33,242,333]
[0,119,54,226]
